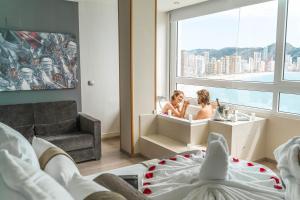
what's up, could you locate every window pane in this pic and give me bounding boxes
[284,0,300,80]
[177,1,277,82]
[177,84,273,109]
[279,93,300,115]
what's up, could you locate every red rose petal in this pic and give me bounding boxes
[148,165,156,171]
[259,168,266,173]
[143,182,151,186]
[232,157,239,162]
[159,160,166,165]
[169,157,177,161]
[247,162,254,167]
[274,185,283,190]
[145,172,153,179]
[183,154,191,158]
[143,188,152,195]
[271,176,280,184]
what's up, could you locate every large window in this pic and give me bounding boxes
[177,1,278,82]
[177,84,273,109]
[170,0,300,116]
[284,0,300,81]
[279,93,300,114]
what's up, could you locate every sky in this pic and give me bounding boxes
[178,0,300,50]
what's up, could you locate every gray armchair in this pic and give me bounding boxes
[0,101,101,163]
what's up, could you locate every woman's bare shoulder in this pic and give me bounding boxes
[162,102,172,111]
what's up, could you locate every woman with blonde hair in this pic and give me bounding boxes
[162,90,189,118]
[195,89,216,120]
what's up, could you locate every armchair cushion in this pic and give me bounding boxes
[0,104,34,140]
[35,119,78,136]
[34,101,78,136]
[40,133,94,152]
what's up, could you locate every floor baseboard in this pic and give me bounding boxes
[101,132,120,139]
[255,157,277,164]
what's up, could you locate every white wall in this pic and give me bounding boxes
[157,11,169,99]
[237,108,300,160]
[262,114,300,160]
[79,0,120,136]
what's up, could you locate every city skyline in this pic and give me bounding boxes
[179,43,300,78]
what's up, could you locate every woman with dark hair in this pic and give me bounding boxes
[162,90,189,118]
[195,89,216,120]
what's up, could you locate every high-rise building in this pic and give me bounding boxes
[181,51,194,77]
[216,60,223,74]
[297,57,300,71]
[195,55,205,76]
[181,50,188,76]
[211,57,217,74]
[260,61,266,72]
[263,47,268,61]
[266,60,275,72]
[249,57,254,72]
[224,56,230,74]
[241,59,249,73]
[203,51,209,65]
[253,52,262,72]
[229,55,241,74]
[285,55,293,71]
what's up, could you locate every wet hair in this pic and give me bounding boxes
[197,89,210,105]
[171,90,184,101]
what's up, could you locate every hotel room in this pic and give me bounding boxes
[0,0,299,199]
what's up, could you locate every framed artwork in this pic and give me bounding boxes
[0,28,78,91]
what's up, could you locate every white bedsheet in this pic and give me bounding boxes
[140,152,285,200]
[274,137,300,200]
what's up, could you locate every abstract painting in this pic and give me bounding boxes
[0,28,78,91]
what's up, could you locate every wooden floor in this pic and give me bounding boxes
[258,160,278,173]
[78,136,277,176]
[78,137,146,176]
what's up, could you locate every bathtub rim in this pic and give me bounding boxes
[157,114,209,126]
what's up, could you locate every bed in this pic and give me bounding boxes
[89,135,300,200]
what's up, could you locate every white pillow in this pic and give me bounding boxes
[0,150,74,200]
[32,136,80,187]
[0,177,26,200]
[0,122,39,168]
[67,174,109,200]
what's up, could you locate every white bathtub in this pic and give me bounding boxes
[157,104,209,126]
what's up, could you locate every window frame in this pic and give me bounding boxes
[169,0,300,119]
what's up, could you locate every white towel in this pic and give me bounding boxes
[274,137,300,200]
[207,132,229,153]
[199,140,228,180]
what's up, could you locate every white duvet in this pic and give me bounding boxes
[140,134,285,200]
[274,137,300,200]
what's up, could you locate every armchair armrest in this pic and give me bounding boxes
[94,173,150,200]
[79,113,101,160]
